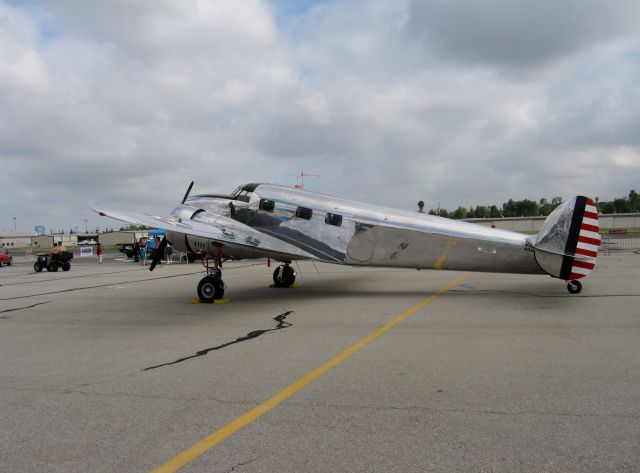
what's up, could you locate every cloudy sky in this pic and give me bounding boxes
[1,0,639,232]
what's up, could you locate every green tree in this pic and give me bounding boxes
[473,205,489,218]
[489,205,502,218]
[452,206,468,219]
[613,198,631,213]
[502,199,516,217]
[600,201,615,214]
[629,189,638,212]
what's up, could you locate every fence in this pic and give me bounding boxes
[600,232,640,255]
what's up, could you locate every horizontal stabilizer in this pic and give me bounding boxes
[529,197,599,280]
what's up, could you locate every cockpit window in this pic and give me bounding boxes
[231,183,261,203]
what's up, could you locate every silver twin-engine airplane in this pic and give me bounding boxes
[95,182,600,302]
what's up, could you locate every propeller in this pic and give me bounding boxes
[181,181,194,204]
[149,236,168,272]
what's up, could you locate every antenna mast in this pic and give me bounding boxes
[286,171,320,190]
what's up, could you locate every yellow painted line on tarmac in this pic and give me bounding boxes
[151,272,469,473]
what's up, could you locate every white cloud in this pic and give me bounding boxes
[1,0,639,231]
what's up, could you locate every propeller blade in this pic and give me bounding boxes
[149,236,168,272]
[181,181,194,204]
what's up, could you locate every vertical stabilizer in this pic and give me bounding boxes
[530,197,599,280]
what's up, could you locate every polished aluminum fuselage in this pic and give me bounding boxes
[167,184,543,274]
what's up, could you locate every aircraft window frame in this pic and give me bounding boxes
[295,206,313,220]
[234,191,251,203]
[259,199,275,212]
[190,209,206,219]
[325,212,343,227]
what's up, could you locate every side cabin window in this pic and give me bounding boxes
[295,206,313,220]
[325,212,342,227]
[259,199,275,212]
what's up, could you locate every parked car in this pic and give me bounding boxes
[118,243,136,258]
[119,239,156,259]
[0,248,13,267]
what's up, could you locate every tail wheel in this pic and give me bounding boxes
[567,280,582,294]
[34,262,43,272]
[197,275,225,303]
[273,265,296,287]
[62,262,71,271]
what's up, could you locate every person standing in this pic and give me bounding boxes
[139,238,147,266]
[96,242,103,264]
[133,238,140,263]
[154,236,162,265]
[164,242,173,264]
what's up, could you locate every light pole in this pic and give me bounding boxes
[13,217,16,232]
[84,219,88,233]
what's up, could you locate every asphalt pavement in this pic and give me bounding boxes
[0,251,639,472]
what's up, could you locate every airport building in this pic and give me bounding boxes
[466,212,640,233]
[0,231,37,248]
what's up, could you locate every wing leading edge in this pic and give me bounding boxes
[93,208,316,261]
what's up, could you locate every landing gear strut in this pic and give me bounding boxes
[567,280,582,294]
[273,263,296,287]
[196,245,226,302]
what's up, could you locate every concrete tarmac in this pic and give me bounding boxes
[0,252,639,472]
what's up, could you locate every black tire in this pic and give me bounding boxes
[48,263,59,272]
[567,280,582,294]
[62,261,71,271]
[126,251,134,258]
[273,265,296,287]
[197,276,225,303]
[34,262,43,272]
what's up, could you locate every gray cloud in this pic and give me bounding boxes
[406,0,640,69]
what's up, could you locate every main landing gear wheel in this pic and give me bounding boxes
[197,275,225,303]
[567,280,582,294]
[273,264,296,288]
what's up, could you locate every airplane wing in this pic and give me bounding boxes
[93,208,317,261]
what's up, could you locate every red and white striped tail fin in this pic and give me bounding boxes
[532,196,600,281]
[570,198,600,280]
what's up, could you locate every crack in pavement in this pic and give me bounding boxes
[451,289,640,298]
[143,310,294,371]
[273,400,640,419]
[0,267,150,286]
[0,271,204,301]
[224,457,259,472]
[1,384,250,404]
[4,384,639,420]
[0,301,51,315]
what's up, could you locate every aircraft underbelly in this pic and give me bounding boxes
[345,224,542,274]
